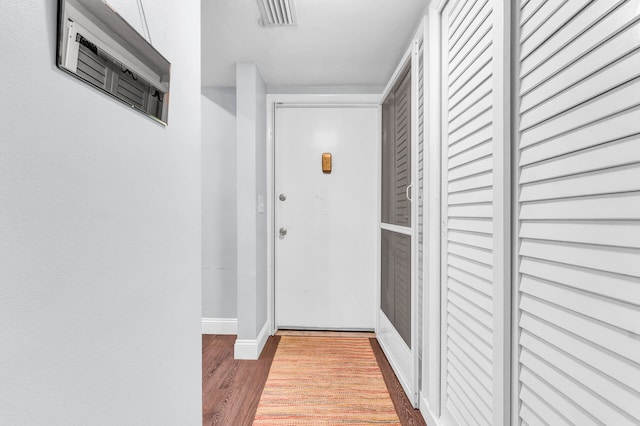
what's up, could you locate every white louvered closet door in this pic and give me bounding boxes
[440,0,509,425]
[515,1,640,425]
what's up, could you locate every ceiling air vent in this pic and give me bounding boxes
[257,0,296,27]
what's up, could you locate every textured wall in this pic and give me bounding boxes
[0,1,202,423]
[201,88,237,319]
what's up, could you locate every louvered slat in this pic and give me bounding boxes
[449,0,491,63]
[520,192,640,220]
[520,0,546,28]
[520,257,640,306]
[520,0,639,91]
[394,233,412,346]
[76,44,108,89]
[521,0,568,43]
[450,0,492,73]
[448,139,492,169]
[449,60,491,117]
[116,73,147,110]
[520,365,598,425]
[519,385,571,426]
[520,0,592,60]
[442,1,496,424]
[394,71,411,227]
[516,0,640,424]
[520,0,627,78]
[520,311,640,392]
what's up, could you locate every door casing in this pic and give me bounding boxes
[265,94,382,335]
[376,42,421,407]
[273,105,378,330]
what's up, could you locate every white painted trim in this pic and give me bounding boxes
[201,318,238,335]
[426,5,443,417]
[267,98,276,336]
[418,13,431,408]
[491,1,512,425]
[233,321,270,360]
[266,93,380,335]
[429,0,448,13]
[420,393,448,426]
[271,104,377,109]
[380,222,413,236]
[269,93,380,105]
[380,45,413,103]
[376,103,383,338]
[267,85,385,95]
[377,311,415,403]
[437,2,450,422]
[410,36,420,408]
[510,4,523,426]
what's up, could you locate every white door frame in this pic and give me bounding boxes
[417,9,445,422]
[265,94,381,335]
[376,41,421,408]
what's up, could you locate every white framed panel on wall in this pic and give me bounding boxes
[436,0,511,425]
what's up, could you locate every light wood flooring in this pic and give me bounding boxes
[202,333,427,425]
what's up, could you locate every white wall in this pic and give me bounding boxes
[254,74,268,333]
[201,88,237,321]
[235,62,268,359]
[0,1,202,424]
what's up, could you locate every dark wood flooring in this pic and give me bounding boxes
[370,338,427,426]
[202,334,427,426]
[202,335,281,425]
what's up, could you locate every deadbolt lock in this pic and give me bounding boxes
[279,193,287,201]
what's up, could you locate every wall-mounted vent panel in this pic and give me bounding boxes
[76,43,108,89]
[57,0,171,125]
[257,0,297,27]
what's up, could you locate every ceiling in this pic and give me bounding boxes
[201,0,427,89]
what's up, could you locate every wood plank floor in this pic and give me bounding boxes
[370,338,427,426]
[202,335,281,425]
[202,334,426,426]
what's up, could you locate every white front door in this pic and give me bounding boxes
[275,106,378,330]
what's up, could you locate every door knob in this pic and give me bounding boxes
[279,227,288,237]
[279,193,287,201]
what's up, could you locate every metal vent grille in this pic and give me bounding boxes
[72,32,165,122]
[257,0,296,27]
[77,44,108,89]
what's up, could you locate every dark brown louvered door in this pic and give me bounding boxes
[381,230,412,345]
[381,64,412,347]
[382,68,412,227]
[393,69,412,227]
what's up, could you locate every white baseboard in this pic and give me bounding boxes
[201,317,238,335]
[234,321,270,360]
[420,393,444,426]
